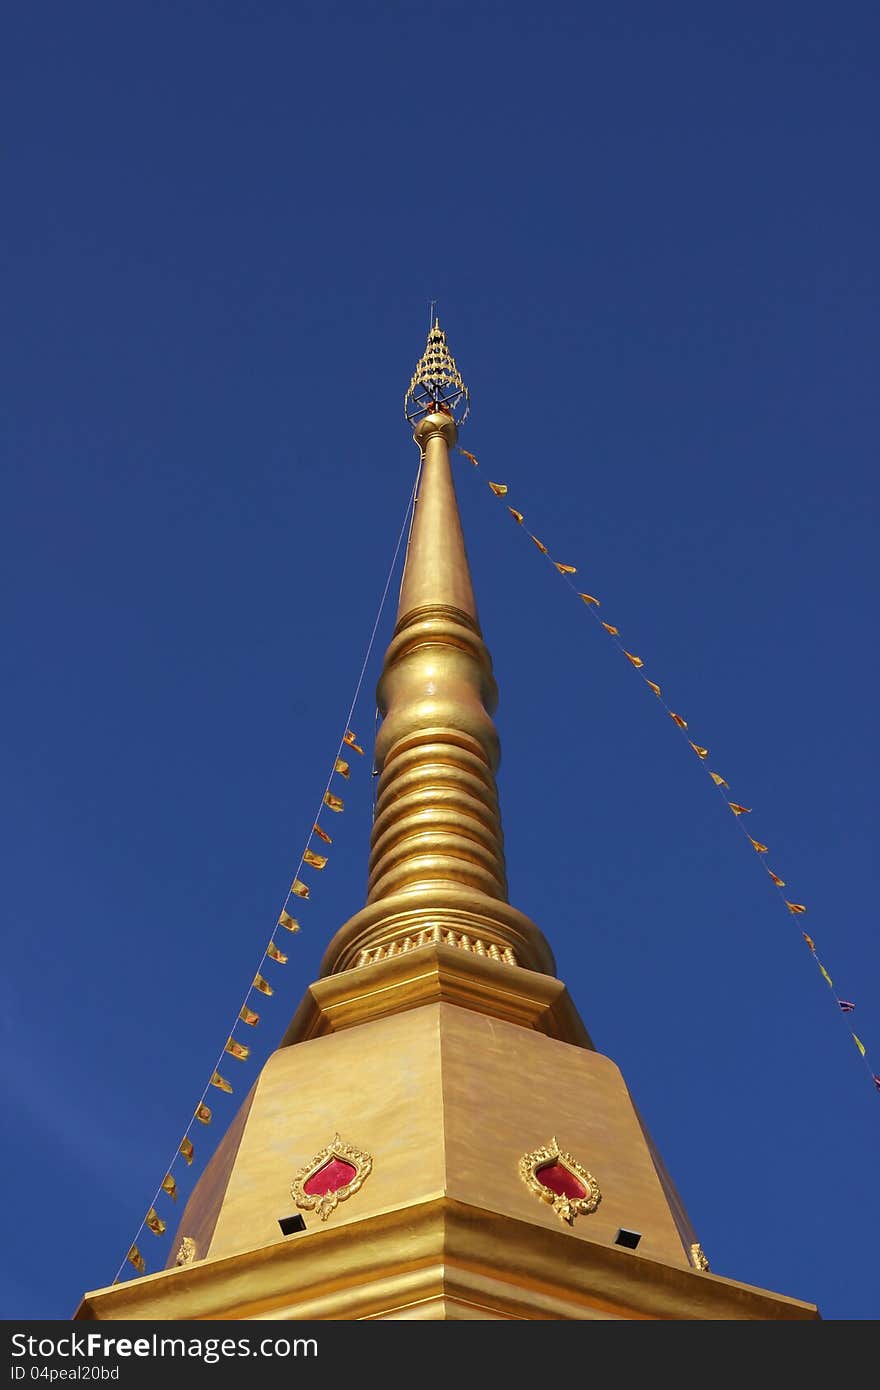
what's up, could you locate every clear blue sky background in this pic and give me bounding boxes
[2,2,877,1322]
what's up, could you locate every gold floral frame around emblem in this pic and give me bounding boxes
[518,1136,602,1226]
[290,1133,373,1222]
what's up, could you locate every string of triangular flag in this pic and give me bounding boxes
[459,446,878,1097]
[118,733,365,1278]
[116,463,423,1282]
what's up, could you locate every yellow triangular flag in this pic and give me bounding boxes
[290,878,310,899]
[179,1138,194,1166]
[324,791,344,812]
[145,1208,166,1236]
[748,835,767,851]
[554,561,577,575]
[459,448,479,466]
[670,712,688,730]
[253,974,273,996]
[711,772,730,788]
[508,507,524,524]
[768,870,785,887]
[128,1245,145,1273]
[278,910,300,933]
[728,802,751,815]
[195,1103,212,1125]
[853,1033,866,1057]
[646,680,661,696]
[267,941,288,964]
[162,1174,178,1200]
[312,824,333,844]
[239,1005,260,1026]
[578,593,600,606]
[530,534,548,554]
[225,1038,250,1061]
[334,757,351,779]
[488,481,508,496]
[819,964,833,987]
[303,848,328,869]
[343,730,364,754]
[624,651,644,669]
[785,900,807,914]
[211,1071,234,1092]
[602,622,619,636]
[690,742,709,758]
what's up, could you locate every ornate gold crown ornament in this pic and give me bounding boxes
[404,318,470,426]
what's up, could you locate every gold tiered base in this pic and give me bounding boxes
[76,963,818,1321]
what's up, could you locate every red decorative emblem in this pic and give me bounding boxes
[290,1133,372,1221]
[519,1136,601,1225]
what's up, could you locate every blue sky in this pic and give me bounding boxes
[2,2,878,1321]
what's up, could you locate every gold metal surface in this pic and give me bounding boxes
[518,1136,602,1226]
[322,410,555,976]
[77,1197,819,1322]
[174,1237,196,1267]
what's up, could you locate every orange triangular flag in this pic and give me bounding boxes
[459,449,479,466]
[162,1174,178,1200]
[690,742,709,758]
[785,901,807,914]
[324,791,344,812]
[252,974,273,996]
[728,802,751,815]
[333,757,351,779]
[530,534,548,554]
[179,1138,194,1166]
[747,835,767,851]
[278,910,300,933]
[508,507,524,524]
[303,848,328,869]
[343,730,364,755]
[646,680,661,696]
[128,1245,146,1273]
[267,940,288,964]
[802,932,815,950]
[578,593,600,606]
[488,481,508,496]
[768,870,785,887]
[711,772,730,788]
[145,1208,166,1235]
[195,1103,212,1125]
[601,622,619,636]
[312,824,333,844]
[225,1037,250,1061]
[624,651,644,669]
[290,878,310,899]
[670,713,688,729]
[239,1005,260,1026]
[554,562,577,575]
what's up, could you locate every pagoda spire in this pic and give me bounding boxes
[319,321,554,977]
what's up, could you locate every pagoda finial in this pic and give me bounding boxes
[404,318,470,427]
[318,324,554,980]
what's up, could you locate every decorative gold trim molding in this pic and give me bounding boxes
[291,1133,372,1222]
[690,1242,710,1272]
[356,925,515,969]
[519,1136,601,1226]
[175,1236,196,1267]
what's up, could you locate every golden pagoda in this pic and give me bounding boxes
[76,323,819,1321]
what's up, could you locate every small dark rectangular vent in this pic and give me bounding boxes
[279,1214,307,1235]
[614,1228,642,1249]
